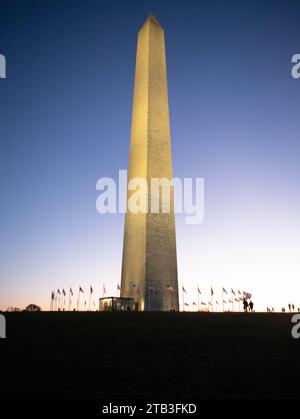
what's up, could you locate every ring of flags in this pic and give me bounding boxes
[50,284,252,312]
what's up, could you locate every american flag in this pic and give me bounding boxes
[243,291,252,299]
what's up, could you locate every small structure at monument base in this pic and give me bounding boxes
[99,297,135,312]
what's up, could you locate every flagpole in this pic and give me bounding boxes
[222,289,224,312]
[77,288,80,311]
[69,287,73,311]
[182,287,185,312]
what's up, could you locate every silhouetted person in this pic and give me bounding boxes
[249,300,254,312]
[243,299,248,312]
[288,304,291,312]
[292,304,295,312]
[272,307,274,312]
[282,307,285,313]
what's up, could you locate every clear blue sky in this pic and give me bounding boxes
[1,0,299,311]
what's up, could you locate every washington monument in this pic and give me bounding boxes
[120,15,179,311]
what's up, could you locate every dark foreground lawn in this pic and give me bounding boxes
[1,312,299,399]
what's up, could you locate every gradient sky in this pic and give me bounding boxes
[1,0,299,311]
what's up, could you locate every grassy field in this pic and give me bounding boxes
[1,312,299,399]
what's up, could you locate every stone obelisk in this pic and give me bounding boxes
[121,15,179,311]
